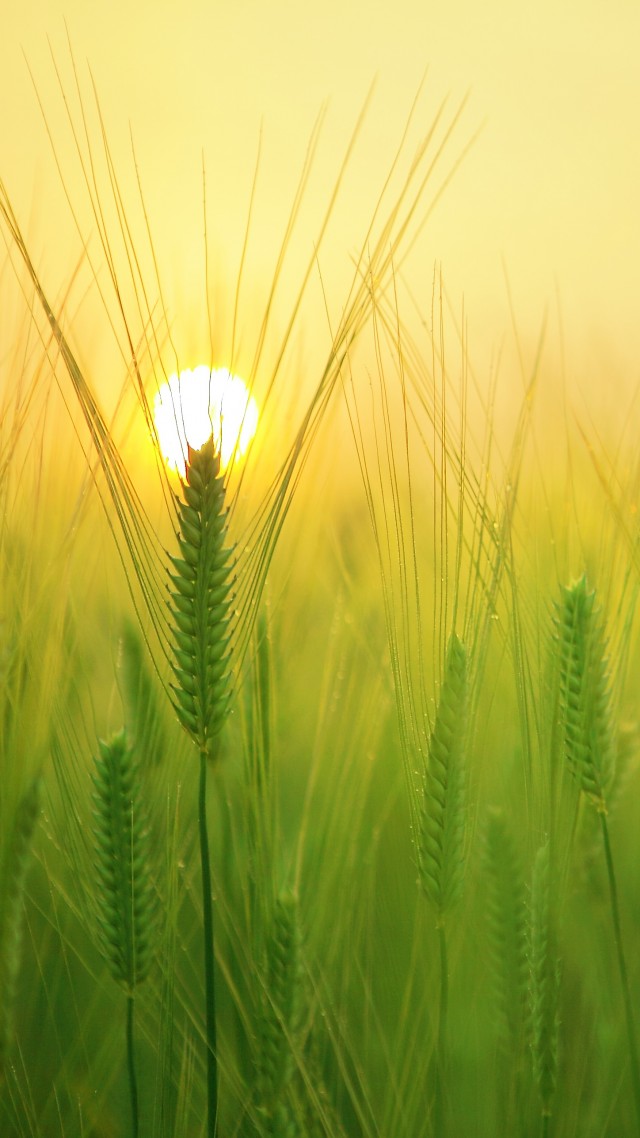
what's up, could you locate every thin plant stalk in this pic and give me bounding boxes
[126,995,139,1138]
[434,923,449,1137]
[199,751,219,1137]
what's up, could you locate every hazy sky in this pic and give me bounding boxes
[2,1,639,407]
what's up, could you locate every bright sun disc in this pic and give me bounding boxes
[153,366,258,473]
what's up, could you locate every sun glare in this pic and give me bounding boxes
[153,366,259,473]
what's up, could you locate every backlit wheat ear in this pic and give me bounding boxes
[91,730,157,992]
[168,435,235,1137]
[418,633,468,919]
[256,891,303,1131]
[528,841,560,1121]
[169,436,234,761]
[0,778,41,1074]
[555,575,614,810]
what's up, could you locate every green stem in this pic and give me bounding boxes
[600,811,640,1128]
[126,993,139,1138]
[434,923,449,1137]
[199,752,219,1138]
[541,1109,551,1138]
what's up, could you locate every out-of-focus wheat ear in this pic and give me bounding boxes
[256,891,303,1129]
[91,730,157,992]
[418,633,468,919]
[528,841,560,1121]
[169,437,234,761]
[483,807,529,1055]
[554,575,614,810]
[0,778,41,1075]
[119,616,166,768]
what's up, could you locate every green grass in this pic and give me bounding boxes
[1,51,640,1138]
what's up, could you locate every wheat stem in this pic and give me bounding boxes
[434,923,449,1138]
[126,993,139,1138]
[199,751,219,1138]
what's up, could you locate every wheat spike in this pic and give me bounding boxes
[418,633,468,918]
[528,841,560,1117]
[169,437,234,760]
[91,730,157,992]
[0,778,41,1073]
[256,891,303,1128]
[483,807,529,1052]
[555,574,614,809]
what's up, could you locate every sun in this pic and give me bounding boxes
[153,366,258,473]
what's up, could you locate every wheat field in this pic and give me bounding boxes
[1,52,640,1138]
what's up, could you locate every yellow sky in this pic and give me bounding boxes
[2,1,639,416]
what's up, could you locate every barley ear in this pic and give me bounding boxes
[256,891,303,1129]
[528,841,560,1117]
[119,616,166,768]
[0,778,41,1074]
[91,730,157,992]
[483,807,528,1054]
[169,437,234,761]
[555,574,614,810]
[418,633,468,919]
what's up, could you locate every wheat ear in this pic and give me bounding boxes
[0,778,41,1078]
[483,807,529,1133]
[169,436,233,761]
[528,841,560,1135]
[417,632,468,1138]
[418,633,468,919]
[554,574,613,809]
[91,730,157,1137]
[483,807,528,1051]
[256,891,303,1135]
[555,576,640,1127]
[169,435,234,1138]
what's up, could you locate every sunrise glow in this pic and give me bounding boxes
[153,366,258,473]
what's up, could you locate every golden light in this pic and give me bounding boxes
[153,365,259,473]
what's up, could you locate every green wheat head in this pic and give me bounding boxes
[418,633,468,919]
[119,616,166,769]
[256,891,303,1131]
[169,437,233,760]
[554,574,614,810]
[0,778,41,1074]
[483,807,529,1053]
[528,841,560,1117]
[91,730,157,992]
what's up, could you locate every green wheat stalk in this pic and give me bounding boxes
[528,840,560,1137]
[417,632,468,1137]
[169,435,233,1138]
[555,574,640,1128]
[91,729,158,1138]
[0,778,41,1081]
